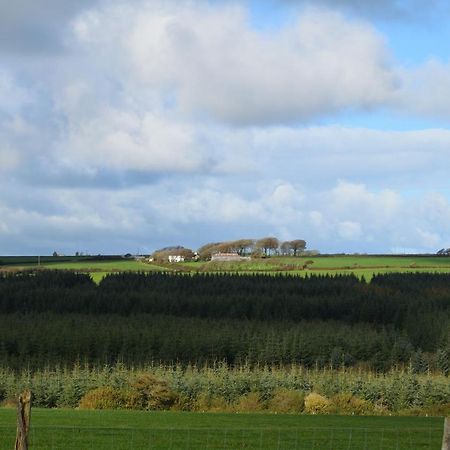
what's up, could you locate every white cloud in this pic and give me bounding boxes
[0,187,155,253]
[49,117,450,185]
[54,106,218,174]
[1,176,450,254]
[71,4,397,125]
[338,221,363,240]
[329,181,401,226]
[20,2,450,181]
[1,0,450,255]
[147,180,450,252]
[252,126,450,189]
[148,186,265,224]
[415,228,441,248]
[269,184,303,207]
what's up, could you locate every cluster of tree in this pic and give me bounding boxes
[437,248,450,255]
[152,246,196,262]
[197,237,307,260]
[279,239,307,256]
[151,237,308,261]
[197,239,255,259]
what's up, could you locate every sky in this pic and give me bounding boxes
[1,0,450,255]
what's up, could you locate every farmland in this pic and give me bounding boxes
[3,254,450,280]
[0,408,445,449]
[0,255,159,272]
[182,254,450,280]
[0,255,166,283]
[1,260,449,449]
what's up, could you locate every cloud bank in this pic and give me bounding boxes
[72,4,397,125]
[1,1,450,254]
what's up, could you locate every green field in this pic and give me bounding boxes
[0,408,444,449]
[184,254,450,271]
[0,257,156,271]
[0,256,167,283]
[3,255,450,282]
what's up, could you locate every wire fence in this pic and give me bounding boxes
[0,425,444,449]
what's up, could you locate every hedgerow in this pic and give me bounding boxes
[1,364,449,415]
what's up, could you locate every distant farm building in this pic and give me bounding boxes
[168,255,185,263]
[211,252,250,262]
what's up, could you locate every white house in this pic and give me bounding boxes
[168,255,185,263]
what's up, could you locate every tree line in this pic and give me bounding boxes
[0,271,448,372]
[1,312,448,373]
[1,271,448,332]
[153,237,308,260]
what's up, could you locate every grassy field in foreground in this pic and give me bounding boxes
[0,409,444,449]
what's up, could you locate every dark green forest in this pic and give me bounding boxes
[0,271,449,373]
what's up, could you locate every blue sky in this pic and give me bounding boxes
[1,0,450,255]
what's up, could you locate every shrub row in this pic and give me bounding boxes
[1,364,449,415]
[78,385,375,415]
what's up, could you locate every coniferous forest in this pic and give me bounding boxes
[0,270,449,374]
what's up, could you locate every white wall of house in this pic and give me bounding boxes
[168,255,185,263]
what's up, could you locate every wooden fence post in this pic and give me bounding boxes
[443,417,450,450]
[15,390,32,450]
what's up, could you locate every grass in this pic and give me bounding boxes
[3,254,450,282]
[0,255,132,267]
[0,408,444,449]
[295,266,450,281]
[37,260,161,272]
[0,258,167,282]
[195,254,450,269]
[181,255,450,280]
